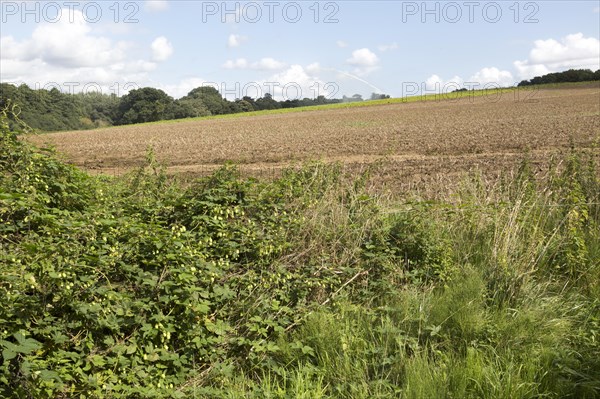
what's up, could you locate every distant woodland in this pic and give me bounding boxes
[1,68,597,132]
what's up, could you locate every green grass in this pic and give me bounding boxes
[188,151,600,398]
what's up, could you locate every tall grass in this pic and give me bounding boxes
[189,148,600,398]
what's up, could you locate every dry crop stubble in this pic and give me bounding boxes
[28,85,600,193]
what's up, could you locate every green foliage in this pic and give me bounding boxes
[518,68,600,86]
[115,88,178,125]
[175,98,211,118]
[385,207,455,284]
[255,93,281,110]
[0,113,385,397]
[182,86,228,116]
[0,83,346,132]
[0,83,117,132]
[548,148,599,291]
[1,109,599,398]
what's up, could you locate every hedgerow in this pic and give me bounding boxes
[1,109,599,398]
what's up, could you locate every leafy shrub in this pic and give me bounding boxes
[1,108,599,398]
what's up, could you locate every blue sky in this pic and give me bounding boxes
[1,1,599,99]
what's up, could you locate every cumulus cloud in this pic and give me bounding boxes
[0,10,159,94]
[305,62,321,74]
[346,48,379,75]
[424,74,443,91]
[424,74,464,92]
[423,67,514,93]
[336,40,348,48]
[227,33,248,48]
[223,57,286,70]
[468,67,514,87]
[514,33,600,79]
[158,77,208,99]
[347,48,379,67]
[151,36,173,62]
[145,0,169,12]
[262,64,332,100]
[413,33,598,95]
[0,10,127,68]
[214,63,331,101]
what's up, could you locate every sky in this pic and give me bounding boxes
[1,0,599,100]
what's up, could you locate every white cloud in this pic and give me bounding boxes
[424,74,443,91]
[424,67,513,93]
[529,33,599,64]
[0,10,158,94]
[422,33,599,93]
[212,63,330,101]
[159,77,208,98]
[446,76,464,87]
[424,74,463,92]
[336,40,348,48]
[145,0,169,12]
[227,33,247,48]
[0,36,30,61]
[347,48,379,67]
[514,33,600,79]
[594,6,600,13]
[151,36,173,62]
[0,10,128,68]
[262,64,331,101]
[346,48,380,76]
[306,62,321,74]
[222,57,286,70]
[513,61,550,79]
[468,67,514,87]
[378,42,399,52]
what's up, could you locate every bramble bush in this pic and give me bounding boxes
[0,111,403,398]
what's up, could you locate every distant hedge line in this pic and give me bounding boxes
[517,68,600,86]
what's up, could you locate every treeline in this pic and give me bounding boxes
[517,68,600,86]
[0,83,389,132]
[0,84,119,132]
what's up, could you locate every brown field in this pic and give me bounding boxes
[29,84,600,194]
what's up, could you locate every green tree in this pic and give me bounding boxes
[255,93,281,110]
[77,92,120,127]
[518,68,600,86]
[0,83,88,131]
[235,99,255,112]
[182,86,227,115]
[370,93,391,100]
[115,87,176,125]
[176,98,210,118]
[241,96,258,110]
